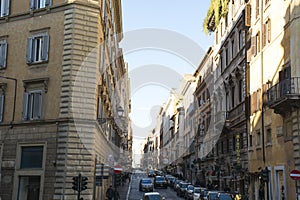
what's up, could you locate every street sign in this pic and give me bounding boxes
[113,164,123,174]
[290,169,300,180]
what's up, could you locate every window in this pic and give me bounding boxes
[0,39,7,68]
[220,54,223,72]
[20,146,43,168]
[221,141,224,154]
[256,131,261,146]
[239,79,243,103]
[266,19,271,43]
[26,33,49,64]
[30,0,51,10]
[238,30,243,50]
[22,90,43,120]
[227,139,230,153]
[240,133,243,149]
[231,86,235,108]
[249,134,253,147]
[16,144,45,200]
[233,135,236,151]
[226,92,230,111]
[18,176,41,200]
[225,48,229,66]
[0,93,4,122]
[0,0,10,17]
[256,32,260,53]
[231,39,235,57]
[266,127,272,144]
[256,0,260,19]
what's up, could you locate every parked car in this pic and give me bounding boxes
[193,187,201,200]
[139,178,154,192]
[177,182,190,197]
[165,175,175,187]
[155,170,164,176]
[207,191,218,200]
[148,170,155,177]
[174,179,183,191]
[141,192,165,200]
[217,192,233,200]
[200,188,209,200]
[185,184,194,199]
[154,176,168,189]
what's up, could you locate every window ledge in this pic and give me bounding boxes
[256,146,262,150]
[266,143,272,147]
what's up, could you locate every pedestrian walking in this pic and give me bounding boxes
[114,189,120,200]
[106,185,114,200]
[259,184,264,200]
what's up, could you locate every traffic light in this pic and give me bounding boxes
[262,167,269,182]
[72,176,80,191]
[81,176,88,191]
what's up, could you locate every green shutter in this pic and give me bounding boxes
[26,38,33,64]
[22,93,29,120]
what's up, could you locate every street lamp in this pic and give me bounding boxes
[98,106,124,124]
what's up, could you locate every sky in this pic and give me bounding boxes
[120,0,214,166]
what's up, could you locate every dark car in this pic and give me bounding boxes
[217,192,233,200]
[185,184,194,199]
[207,191,218,200]
[148,170,155,177]
[154,176,168,189]
[167,176,176,187]
[200,188,208,200]
[139,178,154,192]
[177,182,190,197]
[174,179,183,191]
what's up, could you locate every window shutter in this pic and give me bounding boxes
[30,0,36,10]
[262,24,266,47]
[0,95,4,122]
[26,38,33,64]
[45,0,51,6]
[32,91,42,119]
[41,34,49,61]
[267,19,271,43]
[1,0,10,16]
[0,42,7,68]
[22,93,29,120]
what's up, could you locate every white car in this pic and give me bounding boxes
[193,187,201,200]
[141,192,166,200]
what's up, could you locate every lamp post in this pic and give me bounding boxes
[0,76,17,128]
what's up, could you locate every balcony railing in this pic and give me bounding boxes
[267,77,300,114]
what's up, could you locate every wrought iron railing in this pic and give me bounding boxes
[267,77,300,104]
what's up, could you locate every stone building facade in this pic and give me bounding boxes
[0,0,130,199]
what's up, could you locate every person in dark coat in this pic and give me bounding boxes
[106,185,114,200]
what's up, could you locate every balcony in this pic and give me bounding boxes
[214,111,228,130]
[227,102,245,125]
[267,77,300,115]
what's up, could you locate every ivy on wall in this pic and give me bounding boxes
[203,0,230,34]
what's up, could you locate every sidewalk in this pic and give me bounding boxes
[118,178,131,200]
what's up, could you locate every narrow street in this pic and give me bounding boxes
[128,170,181,200]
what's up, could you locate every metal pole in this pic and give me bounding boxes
[296,180,298,200]
[93,158,97,200]
[78,173,81,200]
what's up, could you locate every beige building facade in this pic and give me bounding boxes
[0,0,130,199]
[247,0,300,199]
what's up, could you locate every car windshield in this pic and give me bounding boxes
[188,185,194,190]
[155,177,165,181]
[181,183,188,188]
[146,195,162,200]
[142,179,152,184]
[219,194,233,200]
[194,188,200,193]
[209,193,218,199]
